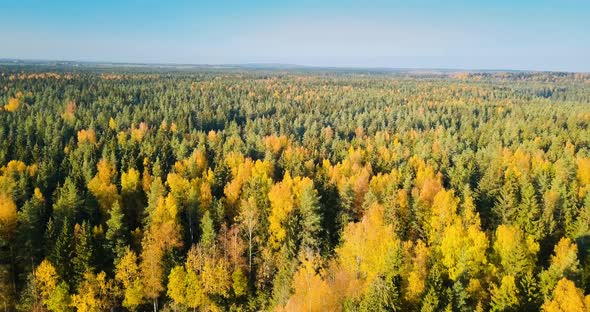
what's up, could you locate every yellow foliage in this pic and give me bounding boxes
[108,117,117,130]
[550,238,579,275]
[0,193,17,239]
[121,168,140,193]
[3,160,27,174]
[576,158,590,186]
[115,249,144,309]
[263,134,290,154]
[34,187,45,201]
[224,156,254,207]
[411,157,443,207]
[141,194,182,301]
[141,166,153,194]
[577,158,590,198]
[542,278,590,312]
[173,149,208,179]
[441,222,488,281]
[166,173,191,203]
[284,256,335,312]
[336,203,400,290]
[268,173,315,249]
[404,240,430,301]
[490,275,519,310]
[117,131,128,145]
[201,256,231,297]
[28,163,38,177]
[4,96,21,112]
[185,270,204,309]
[77,129,97,145]
[367,171,399,200]
[268,173,297,248]
[167,265,187,305]
[429,189,460,243]
[115,249,140,289]
[35,260,59,300]
[130,122,149,142]
[87,159,119,216]
[71,271,114,312]
[493,225,539,276]
[325,148,373,219]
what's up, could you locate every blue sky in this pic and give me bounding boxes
[1,0,589,72]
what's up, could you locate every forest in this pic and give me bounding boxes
[1,66,590,311]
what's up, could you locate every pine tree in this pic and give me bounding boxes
[518,182,542,240]
[72,222,94,288]
[105,200,127,261]
[560,181,580,237]
[297,182,322,253]
[52,177,83,224]
[495,176,519,227]
[200,210,216,248]
[16,189,45,270]
[50,217,73,280]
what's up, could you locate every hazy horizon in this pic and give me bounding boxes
[1,0,589,72]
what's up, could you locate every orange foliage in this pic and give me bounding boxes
[62,100,77,122]
[131,122,149,142]
[77,129,97,145]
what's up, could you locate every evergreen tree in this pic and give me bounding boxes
[297,182,322,253]
[52,177,83,225]
[72,222,93,287]
[200,210,216,248]
[105,200,128,261]
[518,182,542,240]
[49,217,73,281]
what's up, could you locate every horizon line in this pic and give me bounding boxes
[0,57,588,74]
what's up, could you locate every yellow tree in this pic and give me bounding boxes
[428,189,459,244]
[35,260,59,303]
[71,271,116,312]
[121,168,141,194]
[493,224,539,277]
[4,97,21,112]
[490,275,519,311]
[0,193,17,240]
[541,278,590,312]
[167,265,187,309]
[87,159,120,218]
[577,157,590,198]
[440,221,488,281]
[403,240,430,303]
[77,129,97,145]
[34,259,71,311]
[141,194,182,311]
[335,203,400,296]
[185,270,204,311]
[283,254,334,312]
[183,244,230,311]
[540,238,580,298]
[268,172,317,251]
[438,190,488,282]
[115,248,143,310]
[237,197,259,271]
[268,172,297,249]
[200,256,231,299]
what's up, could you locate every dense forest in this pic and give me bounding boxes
[1,66,590,311]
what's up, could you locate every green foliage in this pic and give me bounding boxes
[105,200,127,260]
[1,68,590,311]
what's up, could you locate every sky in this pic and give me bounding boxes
[0,0,589,72]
